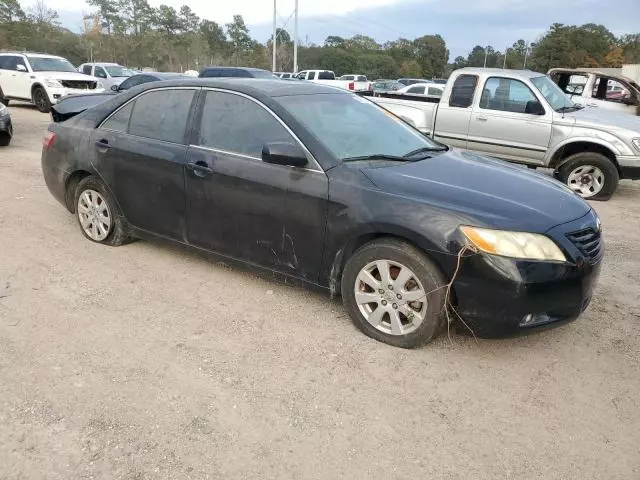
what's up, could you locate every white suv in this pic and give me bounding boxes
[0,52,104,113]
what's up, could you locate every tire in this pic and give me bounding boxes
[0,87,8,106]
[557,152,619,201]
[74,176,131,246]
[32,86,51,113]
[341,238,447,349]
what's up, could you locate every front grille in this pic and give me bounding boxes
[60,80,97,90]
[566,228,603,263]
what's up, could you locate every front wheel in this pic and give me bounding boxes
[341,239,447,349]
[557,152,619,201]
[32,86,51,113]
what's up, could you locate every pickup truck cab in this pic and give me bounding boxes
[78,63,134,91]
[548,68,640,116]
[296,70,372,92]
[371,68,640,200]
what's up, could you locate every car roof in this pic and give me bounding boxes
[134,78,348,98]
[458,67,543,79]
[0,52,63,59]
[201,66,269,72]
[84,62,120,66]
[145,72,189,79]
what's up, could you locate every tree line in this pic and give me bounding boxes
[1,0,640,79]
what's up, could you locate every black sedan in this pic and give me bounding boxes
[0,103,12,146]
[41,79,603,348]
[111,72,189,92]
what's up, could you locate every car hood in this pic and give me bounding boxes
[41,71,98,82]
[554,107,640,133]
[361,149,591,232]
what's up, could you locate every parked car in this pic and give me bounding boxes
[339,74,368,82]
[78,62,134,91]
[42,78,602,348]
[548,68,640,116]
[0,52,104,113]
[295,70,372,92]
[199,66,277,79]
[397,78,431,86]
[112,72,189,92]
[372,79,403,95]
[397,83,444,97]
[0,102,12,146]
[372,67,640,200]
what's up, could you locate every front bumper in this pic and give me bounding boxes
[454,210,602,338]
[47,87,106,104]
[617,154,640,180]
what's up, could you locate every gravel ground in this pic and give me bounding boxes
[1,105,639,480]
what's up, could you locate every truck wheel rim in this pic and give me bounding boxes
[77,189,112,241]
[567,165,605,198]
[354,259,427,336]
[35,90,47,109]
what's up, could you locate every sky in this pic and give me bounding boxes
[40,0,640,58]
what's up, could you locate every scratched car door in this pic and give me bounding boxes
[185,89,329,282]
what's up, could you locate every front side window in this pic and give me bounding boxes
[128,89,195,143]
[428,87,443,96]
[279,93,444,160]
[449,74,478,108]
[94,67,107,79]
[531,75,574,111]
[0,56,21,70]
[296,71,307,80]
[27,56,76,73]
[480,77,539,114]
[593,77,632,103]
[197,91,294,158]
[104,65,132,78]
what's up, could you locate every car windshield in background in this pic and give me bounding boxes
[28,56,77,73]
[279,94,444,160]
[531,75,576,111]
[104,65,133,77]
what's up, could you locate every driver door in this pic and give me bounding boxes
[1,56,31,99]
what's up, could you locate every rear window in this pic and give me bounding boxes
[128,89,195,143]
[449,74,478,108]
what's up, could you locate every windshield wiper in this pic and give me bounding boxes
[342,154,410,163]
[403,146,448,159]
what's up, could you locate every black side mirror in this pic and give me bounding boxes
[111,84,119,92]
[262,142,308,168]
[526,100,545,115]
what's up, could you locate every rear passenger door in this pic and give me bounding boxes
[184,89,329,282]
[467,77,551,164]
[93,87,198,240]
[432,74,478,149]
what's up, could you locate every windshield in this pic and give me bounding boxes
[104,65,132,77]
[278,93,444,160]
[530,75,575,111]
[28,56,76,73]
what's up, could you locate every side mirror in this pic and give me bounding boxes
[526,100,545,115]
[262,142,308,168]
[622,96,638,106]
[16,64,27,72]
[111,84,119,92]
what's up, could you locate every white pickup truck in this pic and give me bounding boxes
[370,67,640,200]
[548,68,640,116]
[295,69,372,92]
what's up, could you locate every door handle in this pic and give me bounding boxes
[187,161,214,177]
[95,139,111,151]
[476,116,488,121]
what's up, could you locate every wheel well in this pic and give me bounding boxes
[64,170,92,212]
[549,142,619,173]
[31,83,45,98]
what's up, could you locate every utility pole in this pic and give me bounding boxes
[483,47,488,68]
[502,52,507,69]
[272,0,277,72]
[523,43,529,69]
[293,0,298,73]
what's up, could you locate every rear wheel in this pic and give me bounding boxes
[341,239,447,348]
[557,152,619,201]
[32,86,51,113]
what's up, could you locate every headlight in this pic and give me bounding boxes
[43,78,62,88]
[460,226,566,262]
[632,138,640,152]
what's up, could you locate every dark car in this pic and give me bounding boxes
[0,103,12,146]
[199,67,277,79]
[112,72,188,92]
[41,79,602,348]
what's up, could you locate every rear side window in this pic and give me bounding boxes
[428,87,443,96]
[128,89,195,144]
[102,102,134,132]
[197,91,294,157]
[308,72,317,80]
[407,86,425,94]
[82,65,92,75]
[449,74,478,108]
[318,71,334,80]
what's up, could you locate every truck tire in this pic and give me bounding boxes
[341,238,447,349]
[557,152,619,201]
[32,86,51,113]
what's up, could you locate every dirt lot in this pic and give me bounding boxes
[0,105,639,479]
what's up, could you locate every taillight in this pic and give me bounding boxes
[348,81,355,90]
[43,131,56,149]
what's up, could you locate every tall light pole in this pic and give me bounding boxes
[272,0,277,72]
[523,43,529,69]
[293,0,299,73]
[483,47,488,68]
